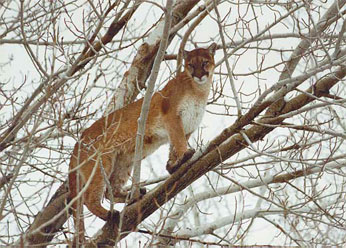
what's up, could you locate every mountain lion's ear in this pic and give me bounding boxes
[183,50,189,60]
[208,43,217,55]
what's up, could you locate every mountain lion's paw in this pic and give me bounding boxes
[166,148,195,174]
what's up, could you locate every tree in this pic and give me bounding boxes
[0,0,345,247]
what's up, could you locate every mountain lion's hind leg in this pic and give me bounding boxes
[83,166,110,221]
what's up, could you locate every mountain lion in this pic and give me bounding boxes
[68,43,217,242]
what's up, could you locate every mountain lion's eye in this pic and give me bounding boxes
[202,61,209,67]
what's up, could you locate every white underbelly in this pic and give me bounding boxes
[179,97,206,135]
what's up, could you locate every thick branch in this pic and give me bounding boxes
[21,183,69,246]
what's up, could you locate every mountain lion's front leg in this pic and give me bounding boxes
[166,133,195,174]
[164,115,195,174]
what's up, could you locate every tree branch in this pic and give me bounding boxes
[130,0,173,201]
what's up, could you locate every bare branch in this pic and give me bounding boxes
[130,0,173,203]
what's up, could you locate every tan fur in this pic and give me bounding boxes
[68,43,216,243]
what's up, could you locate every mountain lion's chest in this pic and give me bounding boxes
[178,96,207,135]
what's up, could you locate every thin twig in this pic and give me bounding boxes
[213,0,242,117]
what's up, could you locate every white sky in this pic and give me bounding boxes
[1,0,344,246]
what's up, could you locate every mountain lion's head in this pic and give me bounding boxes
[184,43,217,85]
